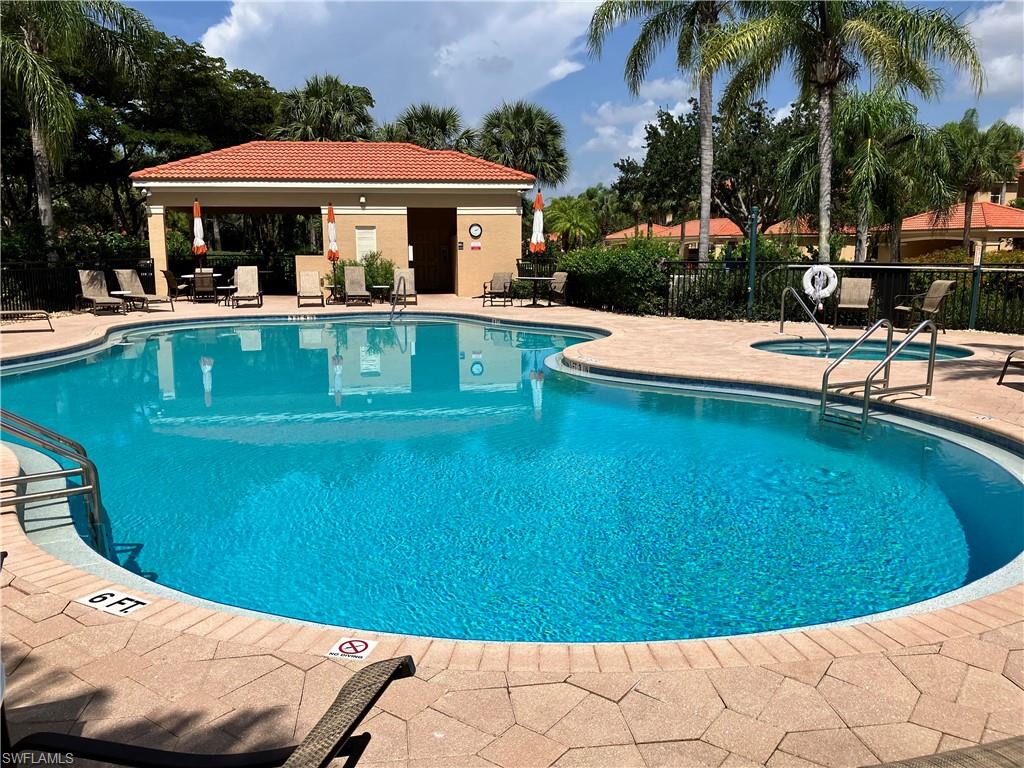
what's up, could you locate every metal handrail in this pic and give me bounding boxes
[389,275,407,323]
[859,319,938,429]
[819,318,894,418]
[0,411,107,557]
[780,286,830,352]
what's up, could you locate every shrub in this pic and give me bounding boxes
[904,247,1024,265]
[360,250,395,287]
[557,238,674,315]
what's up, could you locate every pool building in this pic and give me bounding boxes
[131,141,535,296]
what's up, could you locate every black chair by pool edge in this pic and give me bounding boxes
[2,655,414,768]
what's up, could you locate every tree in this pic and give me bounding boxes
[578,184,631,237]
[639,106,700,233]
[395,103,478,152]
[704,0,982,261]
[547,196,599,250]
[589,0,728,263]
[272,74,375,141]
[612,158,651,235]
[478,101,568,187]
[0,0,151,253]
[938,109,1024,257]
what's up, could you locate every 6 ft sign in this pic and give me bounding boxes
[76,589,151,616]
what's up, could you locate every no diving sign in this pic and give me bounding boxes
[76,589,151,616]
[326,637,378,661]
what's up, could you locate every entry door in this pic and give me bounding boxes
[408,208,456,293]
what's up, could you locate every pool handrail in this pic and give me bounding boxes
[780,286,830,353]
[819,319,894,422]
[389,274,407,324]
[858,319,938,430]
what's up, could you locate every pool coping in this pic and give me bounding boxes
[1,311,1021,665]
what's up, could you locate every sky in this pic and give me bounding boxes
[129,0,1024,194]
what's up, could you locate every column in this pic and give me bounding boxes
[146,205,168,296]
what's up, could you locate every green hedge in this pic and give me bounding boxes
[557,238,675,315]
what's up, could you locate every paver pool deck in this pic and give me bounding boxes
[1,295,1022,767]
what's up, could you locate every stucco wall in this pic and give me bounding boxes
[321,212,410,268]
[455,212,521,297]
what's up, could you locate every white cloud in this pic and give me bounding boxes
[962,1,1024,96]
[1005,104,1024,128]
[773,101,794,123]
[580,84,694,156]
[636,77,692,102]
[201,1,597,120]
[548,59,585,82]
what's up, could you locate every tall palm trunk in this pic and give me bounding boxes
[817,85,833,262]
[697,72,714,264]
[29,112,57,263]
[855,198,869,263]
[962,190,975,258]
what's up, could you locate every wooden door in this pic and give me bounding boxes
[408,208,456,292]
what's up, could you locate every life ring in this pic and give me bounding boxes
[802,265,838,308]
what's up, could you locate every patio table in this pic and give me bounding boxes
[517,276,553,308]
[371,285,391,304]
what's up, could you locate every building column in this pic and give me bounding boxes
[146,205,168,296]
[321,206,330,256]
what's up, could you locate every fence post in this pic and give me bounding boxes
[968,245,982,330]
[746,206,759,319]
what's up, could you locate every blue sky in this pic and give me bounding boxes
[130,1,1024,194]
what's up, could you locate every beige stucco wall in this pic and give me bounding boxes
[321,212,410,269]
[146,207,169,296]
[455,212,521,297]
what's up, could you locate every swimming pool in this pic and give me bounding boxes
[3,318,1020,642]
[753,338,973,361]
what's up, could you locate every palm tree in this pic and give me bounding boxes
[0,0,151,253]
[396,103,478,152]
[703,1,982,262]
[588,1,728,263]
[478,101,569,187]
[272,74,375,141]
[547,197,599,250]
[938,109,1024,257]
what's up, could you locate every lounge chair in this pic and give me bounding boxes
[874,735,1022,767]
[77,270,124,314]
[831,277,872,328]
[3,655,416,767]
[482,272,513,307]
[894,279,956,333]
[997,349,1024,385]
[393,268,417,305]
[114,269,174,312]
[192,270,219,303]
[548,271,568,306]
[161,270,191,302]
[344,266,371,306]
[232,266,263,309]
[297,271,325,307]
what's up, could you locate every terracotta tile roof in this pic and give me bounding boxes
[668,218,744,239]
[131,141,535,183]
[604,223,675,240]
[902,202,1024,232]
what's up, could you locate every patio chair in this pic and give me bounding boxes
[482,272,513,307]
[232,266,263,309]
[2,655,416,768]
[161,270,191,302]
[893,279,956,333]
[343,266,371,306]
[393,268,417,305]
[548,271,568,306]
[831,277,872,328]
[874,735,1023,767]
[77,270,124,314]
[297,271,325,307]
[114,269,174,312]
[997,349,1024,385]
[192,271,219,303]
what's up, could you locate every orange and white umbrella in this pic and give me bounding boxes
[192,200,207,256]
[528,190,545,254]
[326,204,339,262]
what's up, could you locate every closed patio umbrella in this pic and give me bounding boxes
[528,190,545,254]
[326,203,340,287]
[199,356,214,408]
[192,200,207,265]
[330,354,344,406]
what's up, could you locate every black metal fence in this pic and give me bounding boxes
[665,261,1024,334]
[166,254,297,296]
[1,259,155,313]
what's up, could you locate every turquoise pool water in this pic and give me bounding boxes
[2,318,1020,642]
[753,338,973,361]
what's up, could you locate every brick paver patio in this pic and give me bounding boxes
[2,296,1022,766]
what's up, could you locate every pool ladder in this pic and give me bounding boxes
[779,287,830,353]
[819,319,938,430]
[0,409,108,557]
[388,275,407,324]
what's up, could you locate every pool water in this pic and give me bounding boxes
[2,319,1020,642]
[754,338,972,361]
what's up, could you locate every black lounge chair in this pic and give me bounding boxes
[2,655,415,768]
[997,348,1024,385]
[482,272,513,307]
[876,735,1023,767]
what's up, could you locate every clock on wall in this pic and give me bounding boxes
[468,223,483,238]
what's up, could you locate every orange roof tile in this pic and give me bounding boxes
[902,202,1024,232]
[604,223,675,240]
[131,141,535,184]
[667,218,744,239]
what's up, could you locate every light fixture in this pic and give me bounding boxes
[140,187,150,198]
[359,195,366,205]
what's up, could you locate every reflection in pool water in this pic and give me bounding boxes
[2,319,1020,642]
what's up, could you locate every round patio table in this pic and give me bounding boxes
[518,276,553,308]
[371,285,391,304]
